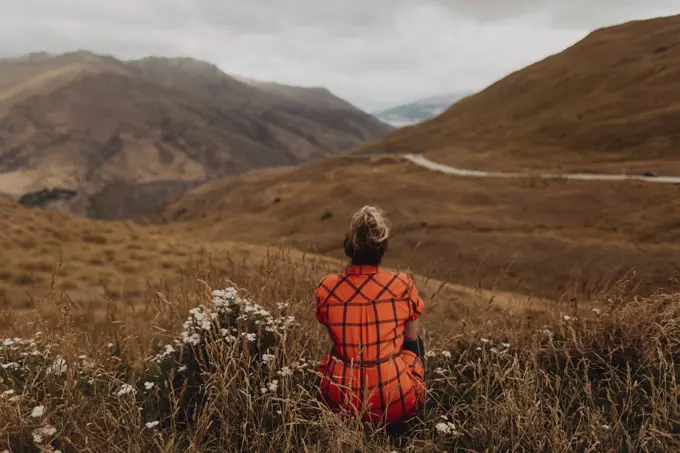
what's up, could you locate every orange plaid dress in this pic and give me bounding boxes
[315,265,426,424]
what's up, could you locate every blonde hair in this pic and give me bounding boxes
[347,205,391,250]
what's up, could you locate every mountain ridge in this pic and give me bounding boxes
[373,92,474,127]
[0,50,391,218]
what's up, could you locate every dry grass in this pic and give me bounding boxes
[1,245,678,452]
[2,202,552,334]
[0,201,308,314]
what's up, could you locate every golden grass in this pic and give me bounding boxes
[1,244,678,452]
[2,201,558,336]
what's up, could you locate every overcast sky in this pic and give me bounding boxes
[1,1,678,111]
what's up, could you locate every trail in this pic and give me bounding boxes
[403,153,680,184]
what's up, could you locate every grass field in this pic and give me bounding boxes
[1,245,678,452]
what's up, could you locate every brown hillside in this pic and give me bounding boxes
[360,14,680,171]
[0,51,391,219]
[152,154,680,300]
[0,201,551,333]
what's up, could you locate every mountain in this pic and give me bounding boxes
[360,14,680,172]
[0,51,391,219]
[150,14,680,300]
[373,93,473,127]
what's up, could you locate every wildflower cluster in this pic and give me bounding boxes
[153,286,301,365]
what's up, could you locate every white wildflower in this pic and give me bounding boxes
[144,382,155,390]
[276,302,289,310]
[267,380,279,392]
[434,367,447,376]
[47,357,67,375]
[475,347,482,351]
[1,362,19,370]
[262,354,276,363]
[32,425,57,443]
[178,365,187,372]
[441,351,452,359]
[182,332,201,345]
[2,339,14,346]
[145,421,160,429]
[31,405,45,418]
[244,333,257,342]
[425,351,436,358]
[278,366,293,377]
[435,421,458,435]
[117,384,136,397]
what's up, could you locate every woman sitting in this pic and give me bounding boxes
[315,205,426,425]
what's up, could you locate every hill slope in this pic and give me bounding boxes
[0,51,391,218]
[152,154,680,300]
[1,201,549,334]
[361,14,680,170]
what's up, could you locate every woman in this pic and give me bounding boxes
[315,205,426,425]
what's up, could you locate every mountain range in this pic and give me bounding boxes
[373,93,473,127]
[0,51,391,219]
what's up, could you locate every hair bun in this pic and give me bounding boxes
[348,205,391,249]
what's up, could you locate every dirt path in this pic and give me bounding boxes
[403,153,680,184]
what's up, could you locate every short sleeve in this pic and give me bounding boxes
[315,277,330,326]
[406,275,424,321]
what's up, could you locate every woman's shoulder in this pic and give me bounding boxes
[376,270,415,290]
[316,273,341,292]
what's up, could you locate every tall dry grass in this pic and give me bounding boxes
[1,248,679,452]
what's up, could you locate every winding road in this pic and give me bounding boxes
[403,153,680,184]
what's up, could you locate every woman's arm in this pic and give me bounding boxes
[404,318,420,342]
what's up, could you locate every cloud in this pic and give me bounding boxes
[0,1,677,111]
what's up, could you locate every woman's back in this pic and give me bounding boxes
[316,264,425,423]
[316,265,423,364]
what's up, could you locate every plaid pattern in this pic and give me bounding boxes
[316,265,426,424]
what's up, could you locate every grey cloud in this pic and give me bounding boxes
[439,0,679,27]
[0,1,677,111]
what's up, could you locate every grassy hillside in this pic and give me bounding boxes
[152,155,680,300]
[1,201,559,337]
